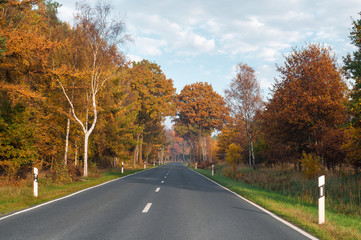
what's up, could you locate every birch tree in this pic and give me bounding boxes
[225,64,262,168]
[57,1,130,176]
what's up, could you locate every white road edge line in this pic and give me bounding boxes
[190,168,318,240]
[0,167,159,222]
[142,203,152,213]
[155,187,160,192]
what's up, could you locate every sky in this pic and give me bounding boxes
[57,0,361,100]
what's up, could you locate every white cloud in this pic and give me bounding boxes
[134,37,166,56]
[57,0,361,97]
[126,54,143,63]
[57,5,75,24]
[128,13,215,56]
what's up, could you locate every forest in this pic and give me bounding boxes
[1,0,361,184]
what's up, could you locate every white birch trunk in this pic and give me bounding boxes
[64,115,70,166]
[83,132,89,176]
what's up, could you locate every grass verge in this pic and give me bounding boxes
[0,168,143,216]
[195,168,361,240]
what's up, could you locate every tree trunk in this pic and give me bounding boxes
[250,138,255,169]
[133,133,140,166]
[210,140,212,163]
[248,137,252,167]
[202,136,207,162]
[74,140,78,166]
[139,135,143,164]
[83,132,89,176]
[64,114,70,166]
[161,147,164,164]
[182,144,185,162]
[133,145,138,166]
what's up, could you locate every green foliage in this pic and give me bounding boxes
[344,13,361,127]
[300,152,322,179]
[343,13,361,172]
[0,95,37,179]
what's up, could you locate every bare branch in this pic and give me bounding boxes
[57,79,86,133]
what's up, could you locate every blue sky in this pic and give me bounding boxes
[58,0,361,100]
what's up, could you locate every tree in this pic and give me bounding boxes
[175,82,228,163]
[225,63,262,168]
[92,71,138,167]
[262,43,347,171]
[56,1,130,176]
[343,12,361,171]
[0,0,66,179]
[126,60,175,165]
[226,143,242,178]
[217,117,247,162]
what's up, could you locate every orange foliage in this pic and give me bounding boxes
[262,44,348,169]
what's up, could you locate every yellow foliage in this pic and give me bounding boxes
[300,152,322,179]
[225,143,242,165]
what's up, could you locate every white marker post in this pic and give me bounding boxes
[153,161,155,166]
[318,175,325,224]
[212,164,214,176]
[195,162,197,169]
[33,167,38,197]
[121,162,124,174]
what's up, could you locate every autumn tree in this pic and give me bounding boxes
[343,12,361,171]
[55,1,130,176]
[226,143,242,178]
[173,121,197,162]
[225,64,262,168]
[126,60,175,165]
[262,43,347,171]
[91,71,138,167]
[175,82,228,163]
[217,117,247,162]
[0,0,66,179]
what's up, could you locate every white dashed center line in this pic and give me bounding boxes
[142,203,152,213]
[155,187,160,192]
[161,180,164,183]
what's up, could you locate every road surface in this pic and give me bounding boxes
[0,163,316,239]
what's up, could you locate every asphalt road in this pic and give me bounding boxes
[0,163,316,240]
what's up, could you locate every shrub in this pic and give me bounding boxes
[300,152,322,179]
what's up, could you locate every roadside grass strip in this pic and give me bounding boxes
[193,168,361,240]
